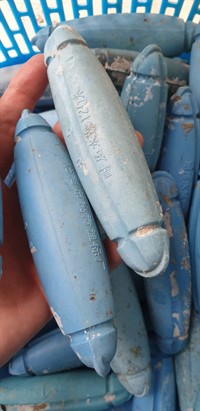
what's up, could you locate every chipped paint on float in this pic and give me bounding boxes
[104,393,116,403]
[178,334,188,341]
[172,312,180,320]
[131,95,144,108]
[173,324,180,337]
[150,67,159,77]
[50,307,65,334]
[170,271,179,297]
[30,245,37,254]
[5,405,49,411]
[56,62,64,75]
[144,86,153,102]
[125,82,132,95]
[135,224,157,237]
[15,136,22,144]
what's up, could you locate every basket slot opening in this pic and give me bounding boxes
[46,12,61,26]
[21,16,36,41]
[0,23,13,48]
[8,50,18,58]
[14,33,30,54]
[187,0,200,22]
[102,0,122,14]
[132,6,147,13]
[78,9,91,17]
[162,6,178,16]
[39,0,66,25]
[130,0,153,13]
[159,0,185,17]
[45,0,58,7]
[72,0,93,18]
[13,0,27,12]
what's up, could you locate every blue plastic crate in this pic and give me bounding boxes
[0,0,199,68]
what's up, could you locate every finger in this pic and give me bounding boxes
[1,54,48,129]
[0,286,52,367]
[0,54,48,175]
[0,183,52,366]
[135,130,143,147]
[53,121,66,146]
[103,238,122,271]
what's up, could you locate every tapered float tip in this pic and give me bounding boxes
[70,321,117,377]
[118,365,152,397]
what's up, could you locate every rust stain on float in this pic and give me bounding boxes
[32,405,49,411]
[90,293,96,301]
[162,195,172,206]
[172,95,182,102]
[163,211,173,238]
[181,257,190,271]
[130,346,142,356]
[182,123,194,133]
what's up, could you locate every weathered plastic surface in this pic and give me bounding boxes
[121,44,168,171]
[94,48,189,89]
[0,179,2,277]
[110,263,151,397]
[175,309,200,411]
[44,24,169,278]
[189,24,200,111]
[131,343,176,411]
[32,13,196,57]
[11,110,116,377]
[9,328,82,376]
[0,370,131,409]
[158,86,200,218]
[144,171,191,354]
[188,170,200,313]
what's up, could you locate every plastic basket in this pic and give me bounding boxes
[0,0,199,69]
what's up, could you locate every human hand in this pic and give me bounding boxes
[0,54,142,367]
